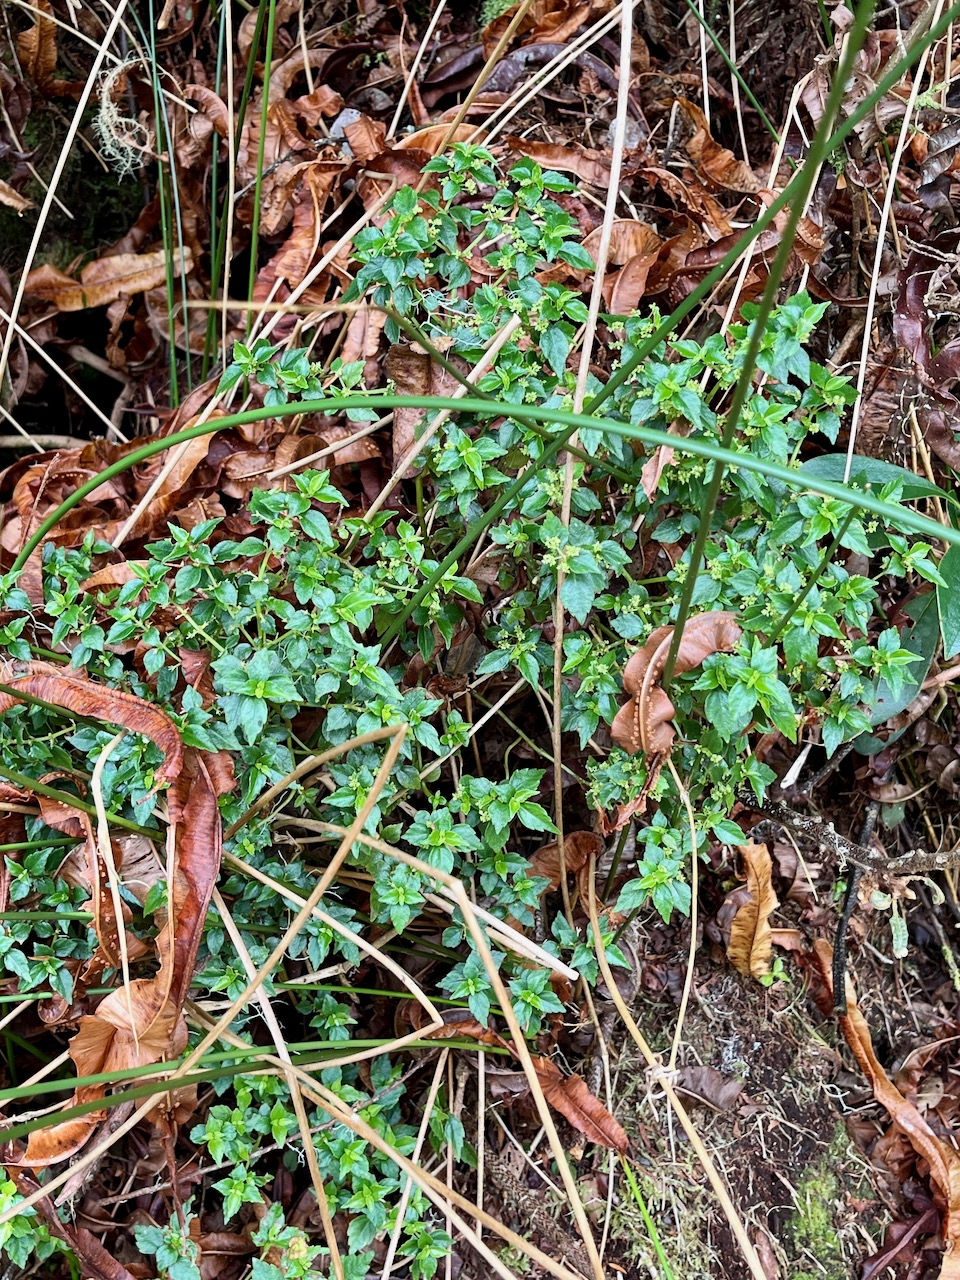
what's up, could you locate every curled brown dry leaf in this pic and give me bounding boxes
[25,251,192,314]
[725,842,779,981]
[812,939,960,1279]
[531,1056,630,1153]
[0,669,222,1170]
[611,611,743,756]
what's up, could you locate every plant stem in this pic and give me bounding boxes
[0,766,158,837]
[767,509,856,645]
[659,0,878,692]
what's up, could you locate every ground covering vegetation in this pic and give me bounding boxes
[3,0,960,1276]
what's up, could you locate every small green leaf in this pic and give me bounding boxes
[540,325,570,377]
[938,544,960,657]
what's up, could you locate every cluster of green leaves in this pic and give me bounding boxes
[0,143,951,1274]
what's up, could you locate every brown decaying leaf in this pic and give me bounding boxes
[677,100,762,193]
[531,1056,630,1153]
[611,612,743,756]
[895,231,960,471]
[529,830,601,892]
[0,178,32,215]
[13,1174,137,1280]
[386,344,464,475]
[504,136,611,187]
[674,1064,744,1111]
[0,669,219,1167]
[423,1017,627,1149]
[482,0,607,48]
[394,124,484,155]
[726,842,779,980]
[0,661,182,788]
[813,939,960,1278]
[15,0,57,93]
[423,1014,513,1053]
[24,251,192,312]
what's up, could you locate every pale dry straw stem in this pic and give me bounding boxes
[225,724,405,838]
[843,0,946,482]
[0,89,72,219]
[255,189,396,342]
[448,880,605,1280]
[0,0,131,396]
[581,982,616,1259]
[380,1049,450,1280]
[729,0,750,161]
[703,72,814,353]
[664,756,699,1074]
[554,0,634,924]
[0,401,43,452]
[91,730,137,1051]
[0,1050,71,1102]
[420,677,524,781]
[211,887,344,1280]
[365,313,523,520]
[221,849,444,1025]
[115,200,382,531]
[907,401,948,527]
[490,1110,564,1195]
[290,817,579,980]
[0,726,411,1224]
[0,997,34,1034]
[696,0,711,129]
[942,17,954,104]
[422,892,579,980]
[0,303,125,438]
[189,1013,586,1280]
[247,188,361,338]
[268,413,390,479]
[585,861,769,1280]
[6,0,196,114]
[297,825,603,1275]
[475,1047,485,1234]
[478,6,623,144]
[422,0,536,167]
[221,0,237,361]
[387,0,448,140]
[296,0,314,95]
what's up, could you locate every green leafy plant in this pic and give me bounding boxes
[0,144,951,1275]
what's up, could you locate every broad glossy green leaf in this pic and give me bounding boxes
[937,544,960,658]
[799,454,950,503]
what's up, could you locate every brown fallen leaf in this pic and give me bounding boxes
[532,1056,630,1152]
[504,136,611,187]
[0,661,182,788]
[677,100,763,193]
[529,830,601,893]
[423,1014,513,1053]
[674,1064,744,1111]
[25,250,192,312]
[894,231,960,471]
[609,244,662,314]
[483,0,607,47]
[13,1173,137,1280]
[726,842,779,980]
[15,0,57,94]
[769,927,805,953]
[386,343,465,475]
[812,939,960,1279]
[4,698,219,1168]
[611,612,743,756]
[0,179,33,215]
[394,124,486,155]
[421,1015,627,1148]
